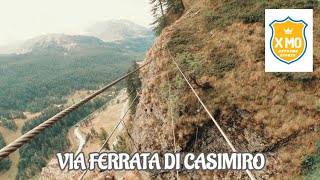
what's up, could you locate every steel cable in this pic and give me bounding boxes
[167,50,256,180]
[78,94,138,180]
[166,60,179,180]
[0,61,151,160]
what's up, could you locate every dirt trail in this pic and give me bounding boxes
[74,127,86,155]
[40,89,131,179]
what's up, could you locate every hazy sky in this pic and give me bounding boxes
[0,0,153,46]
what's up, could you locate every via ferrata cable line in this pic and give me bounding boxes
[98,93,138,153]
[167,49,256,180]
[0,60,151,160]
[120,119,139,152]
[166,61,179,180]
[77,88,136,131]
[194,100,200,153]
[78,93,139,180]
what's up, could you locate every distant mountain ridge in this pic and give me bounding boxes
[85,19,154,42]
[0,20,154,54]
[30,34,105,48]
[14,34,106,54]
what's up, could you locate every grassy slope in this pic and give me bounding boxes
[154,0,319,179]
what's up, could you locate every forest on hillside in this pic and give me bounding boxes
[0,133,11,172]
[0,37,152,119]
[0,32,153,179]
[16,96,111,179]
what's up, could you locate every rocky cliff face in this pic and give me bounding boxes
[40,159,82,180]
[131,0,320,179]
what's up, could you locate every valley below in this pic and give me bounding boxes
[0,0,320,179]
[40,89,134,180]
[0,19,153,179]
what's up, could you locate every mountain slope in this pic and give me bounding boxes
[3,33,154,55]
[86,19,154,42]
[26,34,105,51]
[131,0,320,179]
[0,24,154,179]
[0,20,154,55]
[0,33,153,118]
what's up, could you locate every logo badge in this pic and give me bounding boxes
[265,9,313,72]
[269,17,307,64]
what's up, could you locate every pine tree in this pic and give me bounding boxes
[150,0,167,35]
[126,62,141,114]
[149,0,185,35]
[0,133,11,172]
[99,127,108,142]
[150,0,165,17]
[90,127,98,137]
[165,0,184,15]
